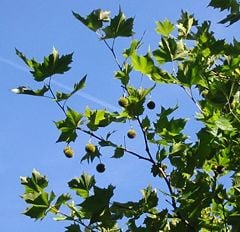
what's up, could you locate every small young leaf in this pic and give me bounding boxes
[65,224,81,232]
[155,19,174,37]
[112,147,124,158]
[11,85,49,97]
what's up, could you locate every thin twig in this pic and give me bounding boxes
[136,116,155,163]
[48,77,66,115]
[79,128,153,162]
[181,85,203,112]
[103,39,123,71]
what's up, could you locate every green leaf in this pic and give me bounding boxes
[71,75,87,95]
[170,143,187,156]
[20,170,55,220]
[112,146,124,158]
[16,48,73,81]
[55,108,82,143]
[177,11,196,39]
[85,108,117,131]
[215,116,234,131]
[115,63,132,85]
[72,10,103,31]
[131,52,154,75]
[141,185,158,209]
[65,224,81,232]
[55,75,87,102]
[102,9,134,39]
[81,146,101,163]
[53,194,71,211]
[56,91,71,102]
[80,185,115,221]
[208,0,239,12]
[153,37,186,64]
[155,19,174,37]
[20,169,48,193]
[11,85,49,97]
[68,173,96,198]
[154,106,187,142]
[123,39,141,58]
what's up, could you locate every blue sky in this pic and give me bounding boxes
[1,1,239,231]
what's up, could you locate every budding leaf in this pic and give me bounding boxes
[155,19,174,37]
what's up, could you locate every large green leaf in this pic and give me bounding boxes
[155,19,174,37]
[68,173,96,198]
[16,48,73,81]
[20,170,55,220]
[131,52,154,75]
[65,224,81,232]
[55,108,82,143]
[153,37,186,64]
[72,9,103,31]
[102,9,134,39]
[177,11,196,39]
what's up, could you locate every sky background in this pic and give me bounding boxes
[1,1,239,231]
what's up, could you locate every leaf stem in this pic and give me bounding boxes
[48,77,66,114]
[78,128,153,162]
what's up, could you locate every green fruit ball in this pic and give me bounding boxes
[127,129,136,139]
[96,163,105,173]
[85,143,96,153]
[147,100,156,110]
[63,146,74,158]
[118,97,128,108]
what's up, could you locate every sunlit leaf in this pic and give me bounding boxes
[155,19,174,37]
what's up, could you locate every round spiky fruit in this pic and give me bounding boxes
[96,163,105,173]
[63,146,74,158]
[85,143,96,153]
[216,165,225,174]
[118,97,128,108]
[147,100,156,110]
[127,129,136,139]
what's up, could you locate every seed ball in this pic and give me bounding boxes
[85,143,96,153]
[147,100,156,110]
[127,129,136,139]
[96,163,105,173]
[216,165,225,174]
[63,146,74,158]
[118,97,128,108]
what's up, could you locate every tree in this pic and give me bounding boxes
[12,1,240,231]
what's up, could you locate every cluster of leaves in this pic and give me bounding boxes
[209,0,240,25]
[15,1,240,231]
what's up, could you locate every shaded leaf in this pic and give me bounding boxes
[65,224,81,232]
[102,9,134,39]
[112,146,124,158]
[72,10,103,31]
[16,48,73,81]
[68,173,96,198]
